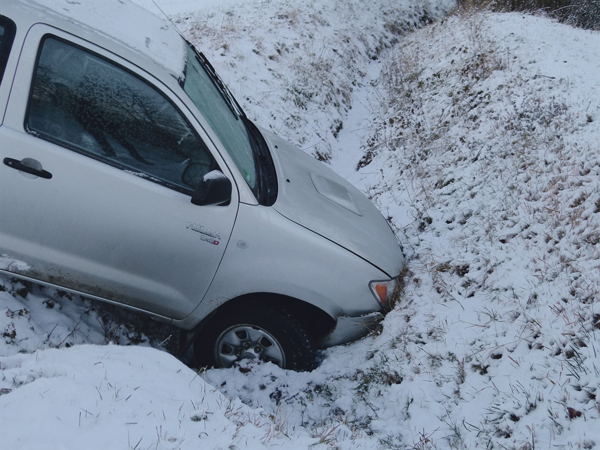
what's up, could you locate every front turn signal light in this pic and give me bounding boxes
[369,278,398,309]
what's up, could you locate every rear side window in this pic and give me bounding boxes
[0,15,16,85]
[27,36,217,194]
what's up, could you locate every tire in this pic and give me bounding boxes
[194,306,317,372]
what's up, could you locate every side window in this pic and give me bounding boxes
[0,15,16,86]
[27,37,216,194]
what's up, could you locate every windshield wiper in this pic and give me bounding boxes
[187,43,246,120]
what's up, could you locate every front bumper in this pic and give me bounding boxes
[316,311,383,349]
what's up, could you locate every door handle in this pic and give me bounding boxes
[3,157,53,179]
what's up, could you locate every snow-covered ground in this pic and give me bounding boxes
[3,0,600,448]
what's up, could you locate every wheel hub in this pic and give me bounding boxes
[215,324,285,368]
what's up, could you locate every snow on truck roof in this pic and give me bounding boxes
[24,0,187,77]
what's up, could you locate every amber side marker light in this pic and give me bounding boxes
[369,279,397,308]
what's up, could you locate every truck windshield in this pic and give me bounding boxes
[182,43,277,205]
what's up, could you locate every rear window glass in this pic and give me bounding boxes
[0,15,16,86]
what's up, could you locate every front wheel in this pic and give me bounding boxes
[194,306,317,372]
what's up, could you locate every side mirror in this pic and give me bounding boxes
[191,170,232,206]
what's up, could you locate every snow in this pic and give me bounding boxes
[202,169,229,181]
[0,256,30,272]
[29,0,187,76]
[3,0,600,448]
[132,0,245,16]
[0,345,317,449]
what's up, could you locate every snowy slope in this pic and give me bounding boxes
[164,0,454,161]
[0,345,322,448]
[3,1,600,449]
[198,8,600,450]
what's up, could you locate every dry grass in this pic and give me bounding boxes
[456,0,600,29]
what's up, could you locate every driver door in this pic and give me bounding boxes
[0,26,237,320]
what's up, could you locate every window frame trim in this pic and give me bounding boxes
[0,14,17,87]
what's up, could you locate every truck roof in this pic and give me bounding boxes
[9,0,187,78]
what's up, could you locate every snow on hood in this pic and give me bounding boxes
[29,0,187,77]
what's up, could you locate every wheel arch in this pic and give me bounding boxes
[186,293,330,371]
[180,292,336,360]
[211,292,336,339]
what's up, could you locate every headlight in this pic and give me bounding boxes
[369,278,398,309]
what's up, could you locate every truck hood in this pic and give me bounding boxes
[261,129,404,278]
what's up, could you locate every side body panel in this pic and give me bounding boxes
[175,202,386,329]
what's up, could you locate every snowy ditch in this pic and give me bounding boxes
[3,1,600,448]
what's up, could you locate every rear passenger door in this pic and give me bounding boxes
[0,25,238,320]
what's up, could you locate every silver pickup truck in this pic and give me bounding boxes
[0,0,404,370]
